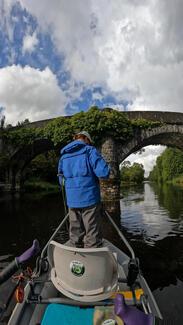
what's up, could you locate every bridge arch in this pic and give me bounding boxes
[5,124,183,195]
[117,124,183,163]
[6,139,55,190]
[2,110,183,209]
[100,124,183,213]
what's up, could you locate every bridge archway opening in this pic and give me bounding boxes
[120,144,166,179]
[6,139,60,191]
[22,149,60,190]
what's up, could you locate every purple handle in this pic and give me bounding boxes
[16,239,40,264]
[114,294,153,325]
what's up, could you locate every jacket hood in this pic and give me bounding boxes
[61,140,87,155]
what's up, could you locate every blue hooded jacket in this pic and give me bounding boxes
[58,140,110,208]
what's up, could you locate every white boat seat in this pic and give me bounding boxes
[48,240,118,302]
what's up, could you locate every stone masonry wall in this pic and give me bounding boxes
[100,137,120,202]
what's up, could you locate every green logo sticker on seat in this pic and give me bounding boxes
[70,261,85,276]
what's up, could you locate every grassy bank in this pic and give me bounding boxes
[24,180,59,193]
[121,181,144,186]
[170,175,183,186]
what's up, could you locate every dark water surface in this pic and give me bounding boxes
[0,182,183,323]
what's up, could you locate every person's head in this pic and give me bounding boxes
[73,131,92,145]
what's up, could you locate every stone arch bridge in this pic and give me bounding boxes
[1,110,183,209]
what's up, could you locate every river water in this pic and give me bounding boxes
[0,182,183,323]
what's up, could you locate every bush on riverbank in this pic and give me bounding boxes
[149,148,183,186]
[26,151,58,183]
[22,151,59,192]
[171,175,183,186]
[120,161,145,184]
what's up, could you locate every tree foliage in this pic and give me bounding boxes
[16,118,30,127]
[0,115,5,129]
[2,127,43,146]
[26,151,58,183]
[43,107,134,146]
[131,118,161,129]
[1,107,161,148]
[120,161,145,184]
[149,148,183,183]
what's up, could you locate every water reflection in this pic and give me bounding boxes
[121,182,183,245]
[151,182,183,220]
[120,182,183,322]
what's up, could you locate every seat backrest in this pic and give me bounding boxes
[48,240,118,302]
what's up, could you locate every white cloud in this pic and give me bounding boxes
[123,145,166,176]
[0,65,66,125]
[16,0,183,113]
[22,31,38,54]
[92,91,103,101]
[0,0,14,41]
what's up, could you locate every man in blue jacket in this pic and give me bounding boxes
[58,131,110,248]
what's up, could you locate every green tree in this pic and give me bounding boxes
[0,115,5,129]
[120,161,131,182]
[26,151,58,183]
[16,118,30,127]
[120,162,144,184]
[149,148,183,183]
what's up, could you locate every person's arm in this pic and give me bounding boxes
[89,147,110,179]
[58,157,63,185]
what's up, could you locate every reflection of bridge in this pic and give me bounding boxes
[1,110,183,207]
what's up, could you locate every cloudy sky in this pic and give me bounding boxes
[0,0,182,173]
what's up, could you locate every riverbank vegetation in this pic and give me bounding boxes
[120,161,145,184]
[24,180,59,193]
[24,151,59,192]
[149,148,183,185]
